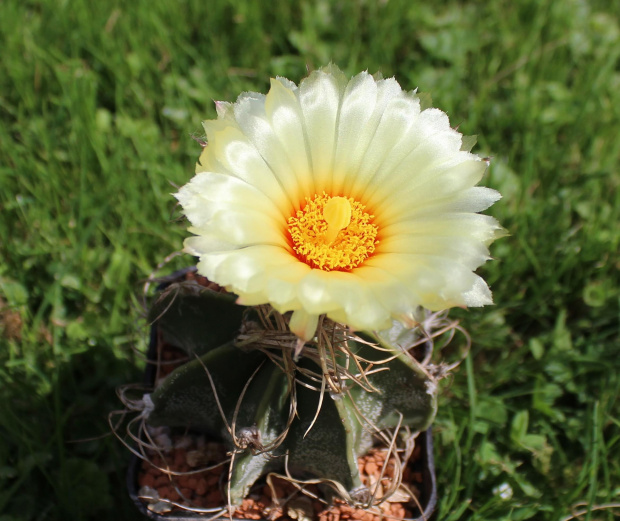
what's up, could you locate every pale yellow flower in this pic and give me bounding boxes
[176,65,504,341]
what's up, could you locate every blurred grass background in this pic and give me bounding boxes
[0,0,618,520]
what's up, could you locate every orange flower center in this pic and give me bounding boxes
[288,193,379,271]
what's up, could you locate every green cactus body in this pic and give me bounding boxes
[148,281,245,357]
[144,279,438,506]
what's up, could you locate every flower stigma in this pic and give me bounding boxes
[288,193,379,272]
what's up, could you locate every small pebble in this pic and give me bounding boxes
[153,474,170,488]
[364,462,378,476]
[195,477,208,496]
[139,473,156,489]
[167,487,181,502]
[157,486,171,500]
[173,448,186,468]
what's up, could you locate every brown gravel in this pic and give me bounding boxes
[137,433,423,520]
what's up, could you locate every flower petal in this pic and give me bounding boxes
[297,67,348,192]
[202,124,290,208]
[373,156,488,223]
[175,172,286,226]
[198,245,296,296]
[346,92,422,200]
[332,74,402,195]
[234,90,314,210]
[263,78,315,205]
[289,310,320,341]
[380,213,506,246]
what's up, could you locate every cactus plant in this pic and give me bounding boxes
[137,273,439,509]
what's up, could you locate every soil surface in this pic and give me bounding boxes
[137,432,424,521]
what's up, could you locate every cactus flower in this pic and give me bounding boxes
[176,65,504,340]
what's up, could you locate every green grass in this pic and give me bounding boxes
[1,0,618,520]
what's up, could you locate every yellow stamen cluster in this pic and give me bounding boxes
[288,193,379,271]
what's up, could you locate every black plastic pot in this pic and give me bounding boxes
[127,267,437,520]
